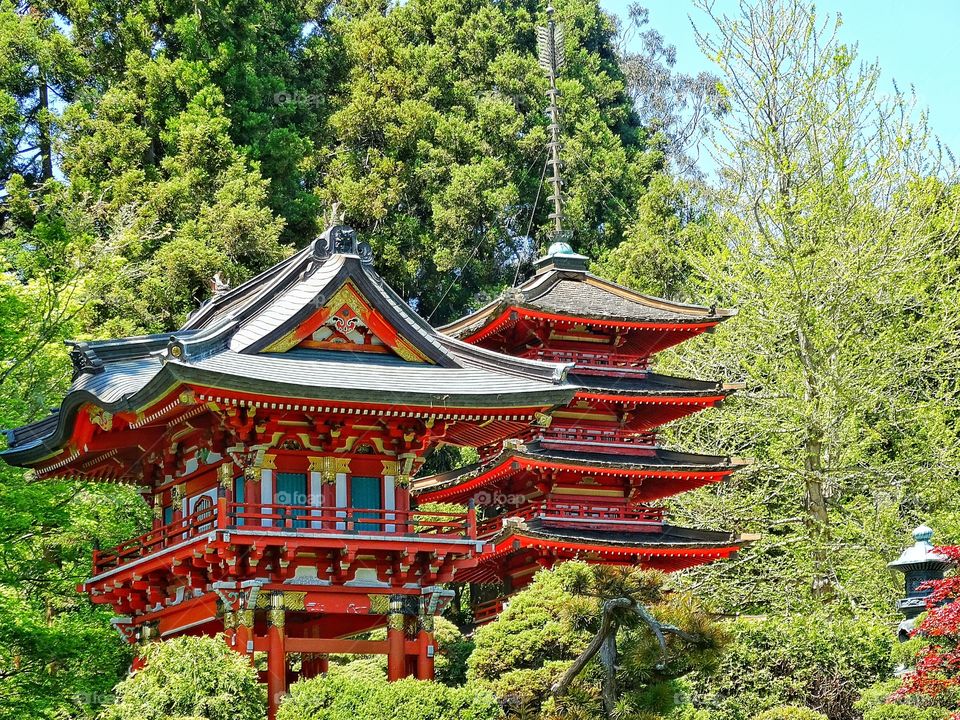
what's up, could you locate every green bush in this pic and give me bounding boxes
[277,674,502,720]
[99,635,264,720]
[754,706,829,720]
[688,613,893,720]
[862,705,950,720]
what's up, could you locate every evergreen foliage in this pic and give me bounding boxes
[277,674,501,720]
[689,614,892,720]
[469,562,728,719]
[99,635,265,720]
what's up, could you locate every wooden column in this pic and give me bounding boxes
[387,601,406,682]
[267,592,286,720]
[416,614,435,681]
[243,468,259,525]
[235,607,254,663]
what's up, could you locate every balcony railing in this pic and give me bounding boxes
[92,499,476,576]
[476,501,665,539]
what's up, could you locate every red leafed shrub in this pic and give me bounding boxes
[892,546,960,713]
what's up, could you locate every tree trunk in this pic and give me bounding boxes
[599,630,618,718]
[37,71,53,182]
[797,327,832,596]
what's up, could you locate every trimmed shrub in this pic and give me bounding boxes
[277,674,501,720]
[754,706,829,720]
[100,635,264,720]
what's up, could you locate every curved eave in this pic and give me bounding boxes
[2,359,576,468]
[448,305,728,346]
[484,529,740,565]
[413,448,744,503]
[439,270,736,342]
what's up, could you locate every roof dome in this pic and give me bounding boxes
[548,240,576,256]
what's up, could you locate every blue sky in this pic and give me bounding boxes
[599,0,960,159]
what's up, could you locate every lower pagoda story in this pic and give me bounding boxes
[0,228,746,719]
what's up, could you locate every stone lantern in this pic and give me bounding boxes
[888,524,953,641]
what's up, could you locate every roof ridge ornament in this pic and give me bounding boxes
[537,6,570,248]
[311,223,373,266]
[533,7,586,276]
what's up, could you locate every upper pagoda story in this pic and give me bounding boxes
[439,242,736,368]
[2,225,574,480]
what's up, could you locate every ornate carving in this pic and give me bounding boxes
[308,456,350,483]
[419,614,435,633]
[368,594,390,615]
[283,591,306,611]
[88,406,113,431]
[171,484,185,504]
[268,593,285,628]
[218,462,234,488]
[532,411,553,428]
[387,613,405,631]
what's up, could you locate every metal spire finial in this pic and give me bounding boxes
[537,6,568,243]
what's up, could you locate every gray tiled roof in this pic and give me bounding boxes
[3,246,575,465]
[510,518,738,548]
[568,371,729,396]
[412,440,740,495]
[440,267,736,339]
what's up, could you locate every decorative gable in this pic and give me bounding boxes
[261,281,434,363]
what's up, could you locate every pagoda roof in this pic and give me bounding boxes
[456,520,740,581]
[569,371,736,398]
[503,518,738,549]
[2,228,575,466]
[413,440,742,501]
[439,260,736,341]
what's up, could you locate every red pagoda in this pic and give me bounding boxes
[1,13,745,719]
[416,244,744,621]
[1,228,742,717]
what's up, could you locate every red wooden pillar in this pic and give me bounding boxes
[235,607,254,663]
[267,593,286,720]
[244,469,259,525]
[387,612,405,681]
[416,616,435,681]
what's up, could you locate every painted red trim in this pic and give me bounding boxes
[573,392,725,405]
[495,533,740,560]
[417,456,733,503]
[464,307,719,344]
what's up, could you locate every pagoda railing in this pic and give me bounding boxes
[92,499,476,576]
[476,501,665,539]
[473,598,505,625]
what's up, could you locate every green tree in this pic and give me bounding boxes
[469,562,728,720]
[313,0,664,321]
[100,635,265,720]
[688,613,892,720]
[610,0,960,613]
[0,0,87,186]
[0,174,146,720]
[278,674,501,720]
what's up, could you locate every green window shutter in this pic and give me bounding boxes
[233,476,245,526]
[351,477,383,532]
[276,472,308,528]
